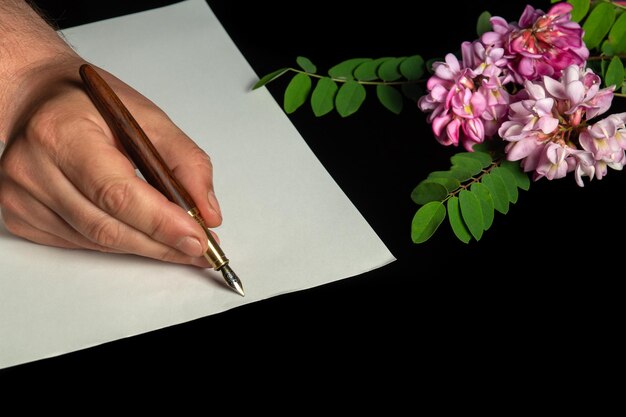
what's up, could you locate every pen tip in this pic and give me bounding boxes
[220,264,245,296]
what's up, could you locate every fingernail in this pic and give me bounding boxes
[208,191,222,218]
[176,236,204,257]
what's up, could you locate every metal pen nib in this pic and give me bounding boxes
[219,264,245,296]
[193,209,245,297]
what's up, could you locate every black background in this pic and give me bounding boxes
[1,0,622,387]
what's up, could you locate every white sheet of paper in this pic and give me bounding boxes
[0,0,395,369]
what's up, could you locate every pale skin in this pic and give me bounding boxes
[0,0,221,267]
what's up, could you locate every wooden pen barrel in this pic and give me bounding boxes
[79,63,196,213]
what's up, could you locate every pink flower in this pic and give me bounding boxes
[543,65,613,121]
[499,65,618,186]
[418,51,509,151]
[482,3,589,83]
[578,113,626,181]
[535,142,572,181]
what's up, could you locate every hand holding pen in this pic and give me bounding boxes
[1,1,243,294]
[0,2,223,268]
[0,57,222,266]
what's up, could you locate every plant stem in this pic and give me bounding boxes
[288,68,422,86]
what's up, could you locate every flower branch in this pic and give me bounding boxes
[254,0,626,244]
[254,55,426,116]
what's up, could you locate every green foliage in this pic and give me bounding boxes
[582,1,616,50]
[354,57,389,81]
[476,11,492,36]
[252,68,289,90]
[459,189,484,241]
[481,172,510,214]
[411,201,446,244]
[500,160,530,190]
[470,182,494,230]
[376,85,403,114]
[447,197,471,243]
[378,57,405,82]
[573,0,626,90]
[253,55,425,117]
[410,151,530,244]
[400,55,425,80]
[310,77,338,116]
[252,0,625,245]
[604,55,624,89]
[606,12,626,54]
[296,56,317,73]
[335,81,366,117]
[284,73,311,113]
[329,58,371,80]
[567,0,590,22]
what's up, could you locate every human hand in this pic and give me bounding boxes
[0,55,222,267]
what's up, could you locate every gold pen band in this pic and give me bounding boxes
[187,207,228,270]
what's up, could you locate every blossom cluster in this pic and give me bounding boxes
[418,2,626,186]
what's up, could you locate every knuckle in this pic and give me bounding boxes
[94,179,133,217]
[24,109,63,150]
[25,109,94,164]
[188,146,212,170]
[85,216,124,248]
[146,212,171,240]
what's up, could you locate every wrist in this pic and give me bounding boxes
[0,1,80,140]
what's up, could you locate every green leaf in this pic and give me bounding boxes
[500,160,530,191]
[411,180,448,205]
[582,2,616,50]
[427,176,460,193]
[448,166,474,182]
[425,57,440,74]
[447,197,472,244]
[411,201,446,244]
[450,153,484,176]
[311,77,338,117]
[283,73,312,114]
[605,55,625,89]
[296,56,316,73]
[476,11,492,36]
[253,68,290,90]
[462,151,492,168]
[481,173,509,214]
[607,12,626,54]
[399,55,425,80]
[378,57,405,82]
[470,142,491,153]
[354,58,390,81]
[459,189,484,241]
[568,0,590,23]
[601,40,616,56]
[328,58,371,80]
[429,168,473,183]
[428,170,454,179]
[376,85,403,114]
[400,83,423,101]
[470,182,494,230]
[492,166,518,204]
[335,80,366,117]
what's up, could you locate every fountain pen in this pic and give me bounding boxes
[79,63,244,296]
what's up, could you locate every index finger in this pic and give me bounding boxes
[58,125,211,259]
